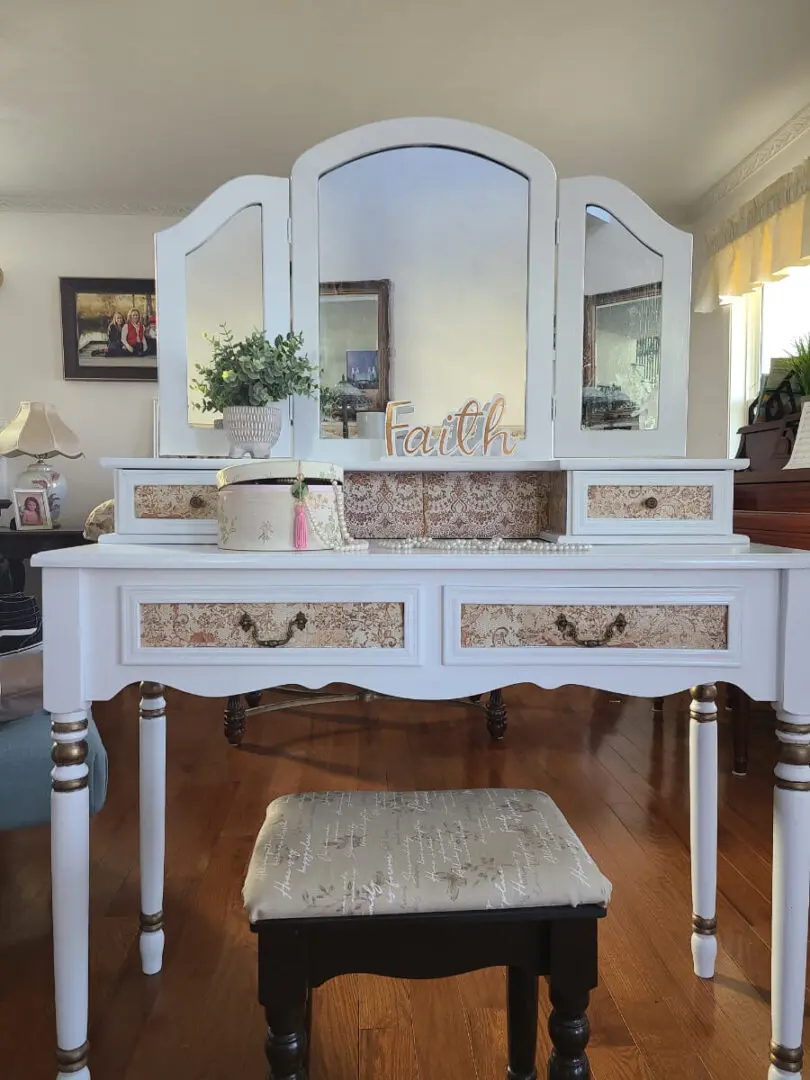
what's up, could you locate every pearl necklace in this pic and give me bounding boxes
[377,537,591,553]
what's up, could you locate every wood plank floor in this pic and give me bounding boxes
[0,684,806,1080]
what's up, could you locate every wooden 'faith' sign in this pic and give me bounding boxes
[385,395,517,457]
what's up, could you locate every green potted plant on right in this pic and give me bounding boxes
[787,333,810,407]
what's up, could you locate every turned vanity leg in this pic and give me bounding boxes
[486,688,508,740]
[51,709,92,1080]
[689,684,718,979]
[224,694,246,747]
[726,686,750,777]
[768,710,810,1080]
[139,682,167,976]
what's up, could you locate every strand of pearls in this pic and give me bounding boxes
[332,480,369,552]
[377,537,591,553]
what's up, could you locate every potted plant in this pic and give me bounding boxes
[787,333,810,406]
[191,326,317,457]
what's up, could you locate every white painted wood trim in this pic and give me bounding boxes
[290,117,557,464]
[689,690,719,978]
[441,585,743,667]
[554,176,693,459]
[120,584,424,667]
[156,175,292,458]
[569,470,733,538]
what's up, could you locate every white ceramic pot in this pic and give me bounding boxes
[222,405,282,458]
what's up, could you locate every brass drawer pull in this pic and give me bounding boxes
[643,496,659,510]
[555,612,627,648]
[189,494,206,510]
[239,611,308,648]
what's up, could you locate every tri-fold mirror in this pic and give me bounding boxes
[155,118,691,463]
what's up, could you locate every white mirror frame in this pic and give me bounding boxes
[156,175,292,458]
[554,176,692,459]
[290,118,557,465]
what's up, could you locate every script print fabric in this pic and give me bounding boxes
[243,788,612,921]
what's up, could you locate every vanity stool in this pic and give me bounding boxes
[243,788,612,1079]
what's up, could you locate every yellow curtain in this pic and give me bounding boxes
[695,158,810,313]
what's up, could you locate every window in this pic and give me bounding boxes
[727,264,810,454]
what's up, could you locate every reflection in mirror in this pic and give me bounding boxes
[582,205,662,432]
[319,281,389,439]
[185,204,263,427]
[318,147,529,440]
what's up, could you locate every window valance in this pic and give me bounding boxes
[695,157,810,313]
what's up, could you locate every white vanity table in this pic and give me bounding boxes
[35,117,810,1080]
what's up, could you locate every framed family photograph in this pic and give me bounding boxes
[60,277,157,381]
[12,489,52,531]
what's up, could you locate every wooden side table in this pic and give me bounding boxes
[0,528,90,592]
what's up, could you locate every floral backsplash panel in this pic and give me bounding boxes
[140,602,405,648]
[459,603,728,650]
[587,485,713,520]
[133,484,218,520]
[343,472,551,539]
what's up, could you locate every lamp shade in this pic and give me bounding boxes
[0,402,81,460]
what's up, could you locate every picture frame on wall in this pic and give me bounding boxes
[60,276,157,381]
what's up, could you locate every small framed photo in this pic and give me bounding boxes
[60,276,157,381]
[13,489,52,531]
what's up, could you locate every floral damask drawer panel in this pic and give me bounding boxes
[140,602,405,649]
[459,603,728,650]
[423,472,548,538]
[343,473,425,539]
[587,485,713,521]
[133,484,218,520]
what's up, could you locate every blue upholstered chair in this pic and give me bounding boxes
[0,647,107,831]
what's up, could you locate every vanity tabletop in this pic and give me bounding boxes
[31,540,810,572]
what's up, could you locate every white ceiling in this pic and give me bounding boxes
[2,0,810,221]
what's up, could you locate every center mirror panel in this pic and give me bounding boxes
[317,147,529,442]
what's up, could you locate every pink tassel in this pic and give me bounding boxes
[294,501,308,550]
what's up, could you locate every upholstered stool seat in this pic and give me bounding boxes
[245,789,611,1080]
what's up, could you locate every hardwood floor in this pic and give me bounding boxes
[0,685,805,1080]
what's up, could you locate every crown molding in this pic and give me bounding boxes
[0,195,191,217]
[691,102,810,222]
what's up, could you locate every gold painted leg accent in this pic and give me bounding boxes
[55,1041,90,1074]
[770,1043,803,1073]
[691,914,717,936]
[139,909,165,933]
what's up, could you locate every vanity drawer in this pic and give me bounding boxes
[443,586,740,666]
[121,586,421,666]
[569,470,733,538]
[114,469,220,540]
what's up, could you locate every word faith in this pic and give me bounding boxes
[385,395,517,457]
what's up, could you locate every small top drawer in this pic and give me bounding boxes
[570,470,733,538]
[114,469,220,540]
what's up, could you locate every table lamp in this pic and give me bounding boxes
[0,402,81,526]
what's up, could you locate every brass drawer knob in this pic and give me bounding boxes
[643,496,659,510]
[189,494,206,510]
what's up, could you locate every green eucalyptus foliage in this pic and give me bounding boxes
[190,326,317,412]
[787,333,810,397]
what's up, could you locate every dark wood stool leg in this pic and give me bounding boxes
[726,685,749,777]
[224,694,246,747]
[264,1002,309,1079]
[652,697,664,716]
[246,690,263,709]
[547,986,590,1079]
[507,966,538,1080]
[486,688,508,740]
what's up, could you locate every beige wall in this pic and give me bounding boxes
[0,211,177,526]
[686,128,810,457]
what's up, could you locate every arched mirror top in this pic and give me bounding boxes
[290,117,557,465]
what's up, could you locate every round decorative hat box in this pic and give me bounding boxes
[216,460,358,552]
